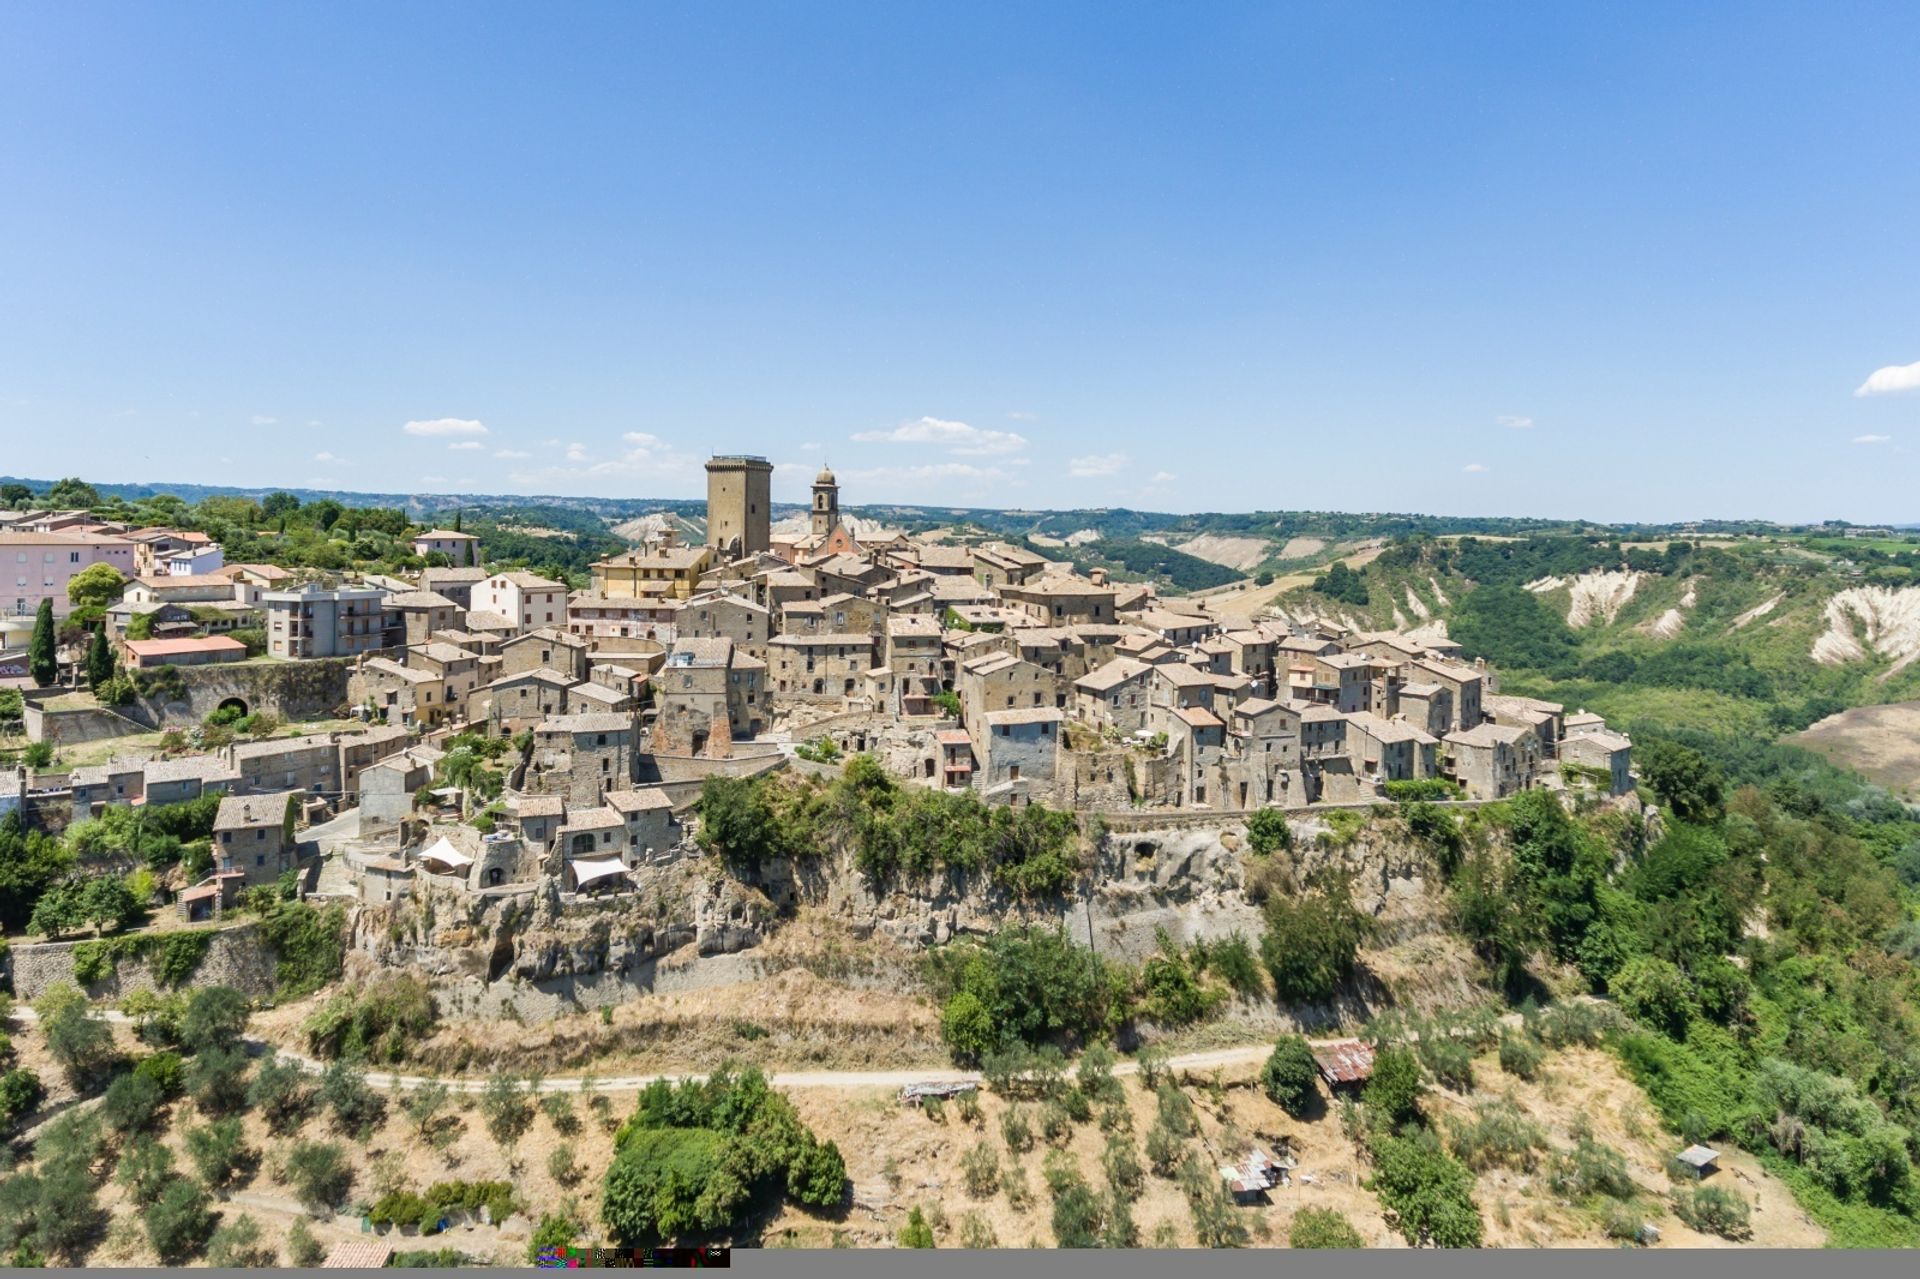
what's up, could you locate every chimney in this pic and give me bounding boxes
[1089,567,1108,586]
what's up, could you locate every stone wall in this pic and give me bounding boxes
[134,657,356,727]
[7,921,277,1002]
[22,692,148,747]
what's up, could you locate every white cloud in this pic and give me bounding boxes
[251,415,277,426]
[313,451,343,464]
[851,416,1028,456]
[1855,360,1920,397]
[447,441,485,451]
[494,448,531,459]
[565,442,589,462]
[1463,462,1489,473]
[1497,415,1534,429]
[420,474,449,485]
[1008,410,1037,421]
[404,417,489,437]
[800,441,822,451]
[507,433,701,488]
[1853,434,1892,445]
[1069,452,1129,478]
[622,431,665,448]
[1151,471,1176,484]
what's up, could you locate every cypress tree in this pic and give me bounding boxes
[28,599,56,686]
[86,625,113,689]
[452,509,462,533]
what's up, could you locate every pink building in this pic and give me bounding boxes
[2,532,136,619]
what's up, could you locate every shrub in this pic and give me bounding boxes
[962,1142,999,1197]
[1289,1206,1363,1249]
[287,1218,324,1268]
[207,1213,275,1266]
[1416,1034,1476,1093]
[1548,1134,1634,1203]
[1040,1099,1074,1145]
[303,971,436,1062]
[959,1211,998,1248]
[1178,1152,1248,1248]
[1075,1044,1122,1105]
[1497,1029,1545,1080]
[1612,955,1698,1037]
[1102,1132,1143,1199]
[146,1177,215,1263]
[0,1068,45,1134]
[941,992,995,1064]
[898,1205,936,1248]
[286,1139,353,1213]
[37,983,116,1086]
[1671,1183,1752,1240]
[529,1212,579,1264]
[133,1049,185,1098]
[547,1142,580,1187]
[1260,1036,1320,1116]
[481,1074,536,1154]
[1000,1104,1033,1154]
[1449,1101,1547,1172]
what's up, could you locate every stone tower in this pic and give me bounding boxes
[810,465,840,538]
[704,455,773,558]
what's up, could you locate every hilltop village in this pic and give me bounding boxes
[2,456,1633,912]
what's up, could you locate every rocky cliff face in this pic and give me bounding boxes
[345,811,1461,1020]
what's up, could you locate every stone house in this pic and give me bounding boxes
[69,759,145,814]
[1413,657,1486,732]
[1392,681,1454,739]
[958,651,1064,724]
[498,627,592,681]
[678,592,771,662]
[419,566,489,610]
[349,657,442,727]
[469,668,578,736]
[530,713,639,805]
[652,637,765,755]
[386,590,461,647]
[1485,693,1564,759]
[974,706,1062,795]
[229,734,341,797]
[1442,722,1540,800]
[408,641,484,708]
[1073,657,1154,735]
[1344,712,1435,785]
[970,542,1047,589]
[358,754,433,834]
[1561,728,1633,795]
[1000,575,1118,626]
[768,633,876,704]
[142,756,240,807]
[213,790,299,885]
[604,788,677,863]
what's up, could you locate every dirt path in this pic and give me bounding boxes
[1200,542,1387,623]
[11,1006,1516,1094]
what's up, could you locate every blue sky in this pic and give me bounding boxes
[2,2,1918,522]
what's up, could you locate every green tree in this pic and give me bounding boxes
[288,1218,324,1267]
[184,1046,251,1116]
[285,1140,353,1213]
[1363,1047,1424,1129]
[1245,807,1292,856]
[180,985,250,1055]
[1636,738,1726,823]
[146,1177,215,1263]
[482,1074,536,1156]
[184,1116,248,1189]
[84,625,112,688]
[247,1050,315,1134]
[1259,877,1375,1004]
[37,983,116,1086]
[28,599,55,687]
[68,563,124,613]
[528,1211,578,1264]
[44,477,101,508]
[941,991,996,1064]
[101,1069,165,1136]
[1260,1035,1321,1116]
[695,775,783,865]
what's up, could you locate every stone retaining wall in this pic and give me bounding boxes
[6,921,276,1001]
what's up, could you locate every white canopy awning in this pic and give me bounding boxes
[569,857,629,888]
[419,836,472,871]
